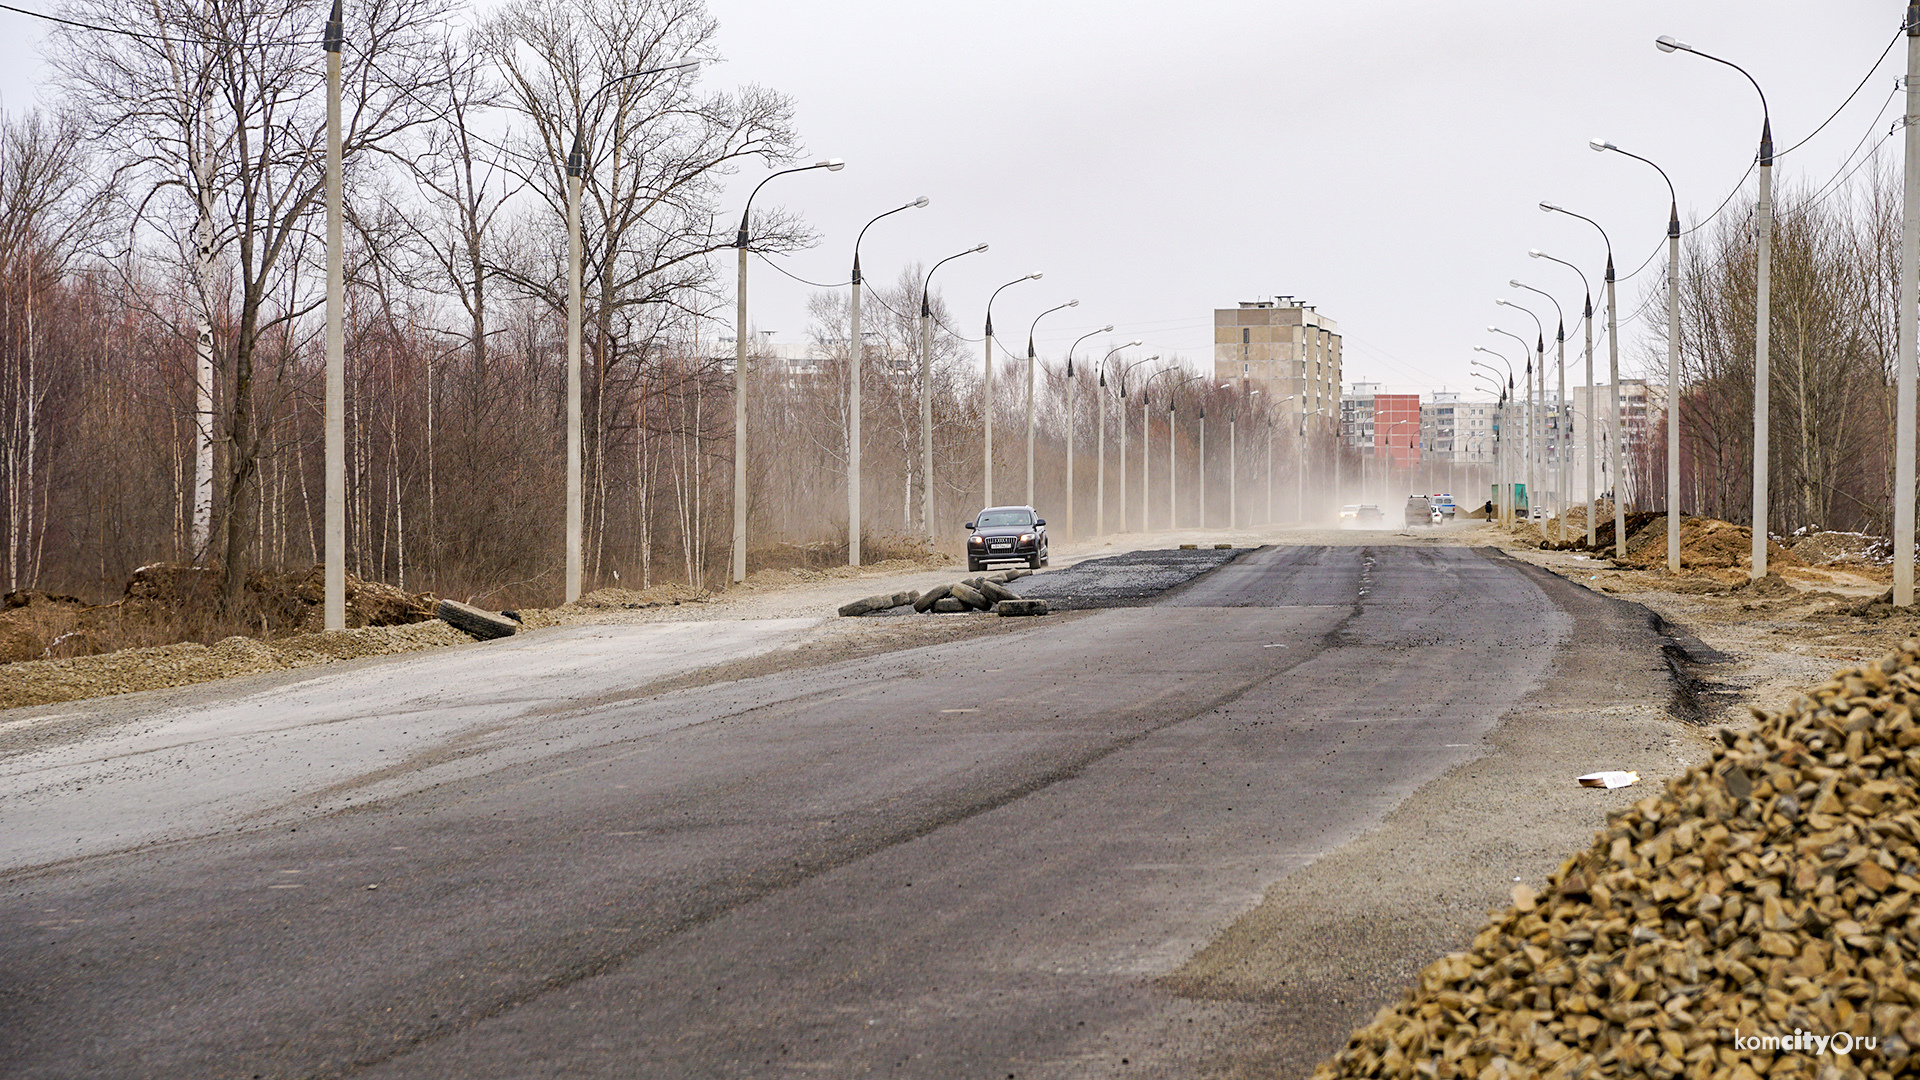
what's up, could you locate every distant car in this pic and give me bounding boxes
[1356,504,1383,523]
[1431,507,1445,525]
[1339,504,1360,525]
[1405,495,1433,527]
[1430,494,1456,519]
[967,505,1048,571]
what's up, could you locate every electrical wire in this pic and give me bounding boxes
[0,0,318,47]
[1777,28,1904,158]
[751,250,848,289]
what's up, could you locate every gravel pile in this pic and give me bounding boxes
[1315,640,1920,1080]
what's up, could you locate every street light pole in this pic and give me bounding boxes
[1142,365,1182,531]
[1531,249,1595,546]
[919,242,988,534]
[1541,202,1626,556]
[1511,281,1566,539]
[1166,374,1203,528]
[1473,349,1516,523]
[1026,300,1078,505]
[1594,137,1682,572]
[983,271,1042,509]
[730,151,841,585]
[1095,342,1140,537]
[1488,323,1535,518]
[1658,34,1773,580]
[1899,3,1920,606]
[323,1,344,630]
[1062,324,1113,539]
[847,197,928,565]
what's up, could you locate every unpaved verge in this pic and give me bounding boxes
[1162,550,1717,1078]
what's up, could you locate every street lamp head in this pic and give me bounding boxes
[1539,201,1561,213]
[972,242,989,253]
[1127,339,1143,347]
[912,196,930,208]
[1067,299,1080,308]
[1027,271,1043,280]
[1528,249,1543,259]
[1655,34,1691,54]
[817,158,846,171]
[1508,279,1523,289]
[1100,324,1115,333]
[1589,137,1617,153]
[662,58,704,71]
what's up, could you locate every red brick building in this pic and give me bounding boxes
[1372,393,1421,470]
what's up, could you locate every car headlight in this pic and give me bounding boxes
[969,535,984,545]
[1019,532,1034,544]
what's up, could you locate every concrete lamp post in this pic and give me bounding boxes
[1062,324,1114,537]
[1166,374,1204,529]
[1540,200,1627,557]
[1510,279,1566,540]
[919,243,988,534]
[1592,136,1683,573]
[1486,322,1536,520]
[1141,365,1185,531]
[1898,4,1920,606]
[1025,300,1078,505]
[982,271,1042,510]
[1657,33,1774,581]
[1094,341,1141,536]
[1113,354,1155,534]
[1530,248,1597,548]
[729,153,844,584]
[846,196,928,565]
[1472,348,1516,523]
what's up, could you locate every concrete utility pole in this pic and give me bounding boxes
[1656,33,1774,578]
[1595,138,1683,571]
[1095,342,1138,536]
[1025,300,1077,505]
[1061,325,1111,538]
[323,0,344,630]
[921,245,993,534]
[847,196,927,566]
[733,156,844,581]
[1898,1,1920,606]
[982,271,1040,511]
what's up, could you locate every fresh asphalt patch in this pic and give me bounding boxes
[1007,547,1247,610]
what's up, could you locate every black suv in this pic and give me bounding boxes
[967,505,1048,571]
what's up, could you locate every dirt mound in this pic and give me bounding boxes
[0,590,92,663]
[1315,640,1920,1078]
[1791,530,1887,567]
[0,564,434,666]
[1616,516,1800,573]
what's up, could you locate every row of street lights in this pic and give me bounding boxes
[1497,25,1842,588]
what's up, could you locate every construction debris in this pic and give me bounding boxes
[1576,771,1640,790]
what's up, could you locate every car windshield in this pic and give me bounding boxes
[977,510,1033,528]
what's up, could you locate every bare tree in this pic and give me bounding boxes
[52,0,455,606]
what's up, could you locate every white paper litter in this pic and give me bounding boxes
[1577,770,1640,789]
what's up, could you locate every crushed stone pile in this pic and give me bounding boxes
[1315,640,1920,1080]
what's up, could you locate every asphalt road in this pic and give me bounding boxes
[0,544,1679,1079]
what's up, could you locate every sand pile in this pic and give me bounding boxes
[1314,642,1920,1080]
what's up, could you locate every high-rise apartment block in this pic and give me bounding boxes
[1212,298,1342,420]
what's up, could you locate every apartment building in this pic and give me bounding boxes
[1212,297,1342,423]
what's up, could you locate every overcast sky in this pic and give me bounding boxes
[0,1,1904,399]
